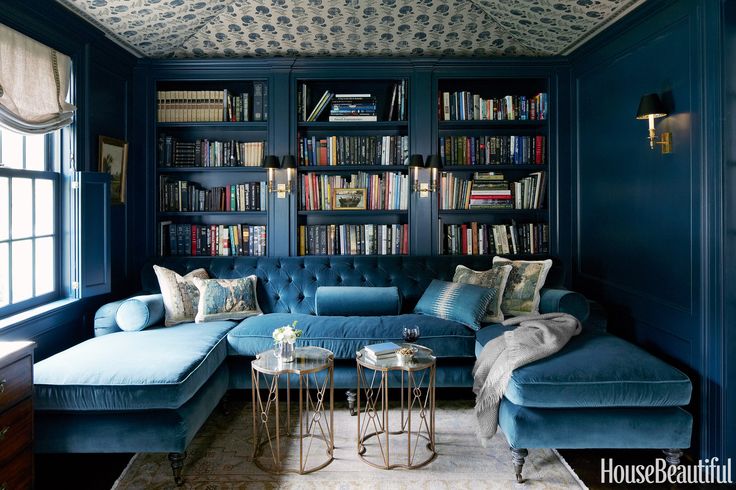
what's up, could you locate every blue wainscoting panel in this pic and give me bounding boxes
[78,172,112,297]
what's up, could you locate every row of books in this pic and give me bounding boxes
[156,85,268,123]
[442,222,549,256]
[159,223,267,257]
[298,135,410,167]
[160,178,266,212]
[439,135,546,166]
[299,172,409,211]
[158,135,266,167]
[298,82,407,122]
[440,171,546,210]
[438,92,548,121]
[299,224,409,256]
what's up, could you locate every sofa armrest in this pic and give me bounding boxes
[93,293,165,336]
[538,288,590,322]
[94,299,128,337]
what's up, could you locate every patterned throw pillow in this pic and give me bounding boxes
[153,266,209,326]
[191,275,262,323]
[492,257,553,317]
[413,279,496,331]
[453,264,513,323]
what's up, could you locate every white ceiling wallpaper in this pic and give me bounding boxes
[56,0,645,58]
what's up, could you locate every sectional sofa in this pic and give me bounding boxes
[33,256,692,485]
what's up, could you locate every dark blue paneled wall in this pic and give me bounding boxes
[571,0,729,461]
[0,0,137,357]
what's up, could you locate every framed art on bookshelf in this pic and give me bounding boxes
[332,188,367,210]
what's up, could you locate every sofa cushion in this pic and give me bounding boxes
[34,321,236,411]
[316,286,401,316]
[227,313,475,360]
[192,275,262,322]
[475,328,692,408]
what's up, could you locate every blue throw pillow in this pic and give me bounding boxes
[414,280,496,331]
[316,286,402,316]
[115,294,165,332]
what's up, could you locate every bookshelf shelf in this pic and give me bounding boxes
[157,121,268,130]
[297,121,408,130]
[298,210,408,217]
[438,209,545,216]
[158,211,267,218]
[297,165,408,172]
[157,167,266,174]
[438,120,546,130]
[442,165,547,172]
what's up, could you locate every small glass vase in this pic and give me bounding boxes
[274,341,295,362]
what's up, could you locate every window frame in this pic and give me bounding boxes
[0,131,62,318]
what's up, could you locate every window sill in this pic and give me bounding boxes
[0,298,80,330]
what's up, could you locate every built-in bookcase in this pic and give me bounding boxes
[155,80,269,257]
[435,77,550,257]
[294,78,411,256]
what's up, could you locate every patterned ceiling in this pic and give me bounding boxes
[56,0,645,58]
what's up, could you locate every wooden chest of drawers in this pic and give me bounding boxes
[0,342,35,489]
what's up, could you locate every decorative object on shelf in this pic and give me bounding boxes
[272,321,302,362]
[332,188,367,210]
[409,154,426,197]
[635,93,672,154]
[281,154,297,195]
[402,325,421,343]
[396,345,417,365]
[98,135,128,204]
[427,154,443,193]
[262,154,280,195]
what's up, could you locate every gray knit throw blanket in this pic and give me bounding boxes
[472,312,582,447]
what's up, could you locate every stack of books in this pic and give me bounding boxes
[469,172,513,209]
[363,342,401,362]
[329,94,377,122]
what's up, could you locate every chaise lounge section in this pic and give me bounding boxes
[33,256,692,484]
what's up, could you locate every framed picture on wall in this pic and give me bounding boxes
[333,188,367,210]
[98,136,128,204]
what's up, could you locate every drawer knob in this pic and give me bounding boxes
[0,426,10,440]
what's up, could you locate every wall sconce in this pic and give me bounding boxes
[635,93,672,154]
[409,154,428,197]
[426,154,443,193]
[281,155,297,197]
[262,155,280,194]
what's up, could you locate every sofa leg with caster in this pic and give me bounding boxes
[511,447,529,483]
[168,451,187,486]
[663,448,683,465]
[346,390,357,416]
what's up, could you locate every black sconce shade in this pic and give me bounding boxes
[408,154,425,168]
[426,154,443,169]
[635,93,667,119]
[262,155,280,169]
[281,155,297,169]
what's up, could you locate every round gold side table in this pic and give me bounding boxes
[251,346,334,474]
[355,344,437,469]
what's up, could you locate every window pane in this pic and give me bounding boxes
[25,134,46,171]
[0,243,7,307]
[35,179,54,236]
[0,177,7,241]
[11,239,33,303]
[11,178,33,239]
[35,237,54,296]
[1,129,24,169]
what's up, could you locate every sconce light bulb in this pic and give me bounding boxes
[648,114,655,131]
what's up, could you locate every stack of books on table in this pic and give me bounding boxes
[363,342,401,362]
[329,94,377,122]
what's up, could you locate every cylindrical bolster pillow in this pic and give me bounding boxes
[539,288,590,322]
[115,294,165,332]
[316,286,401,316]
[94,299,127,337]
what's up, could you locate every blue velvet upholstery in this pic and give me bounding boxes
[115,294,165,331]
[499,399,693,449]
[537,288,589,322]
[93,298,126,337]
[414,279,496,331]
[35,321,236,411]
[227,313,475,360]
[475,329,692,408]
[315,286,401,316]
[139,256,565,315]
[35,364,229,453]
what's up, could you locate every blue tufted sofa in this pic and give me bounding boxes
[33,256,692,484]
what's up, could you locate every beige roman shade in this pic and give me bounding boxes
[0,23,76,134]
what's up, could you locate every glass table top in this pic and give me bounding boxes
[356,343,436,371]
[252,346,334,375]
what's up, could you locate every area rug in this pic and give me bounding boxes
[112,399,586,489]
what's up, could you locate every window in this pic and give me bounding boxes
[0,127,60,316]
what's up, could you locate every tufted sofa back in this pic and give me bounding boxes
[141,256,563,315]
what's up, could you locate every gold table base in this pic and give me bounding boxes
[356,360,437,470]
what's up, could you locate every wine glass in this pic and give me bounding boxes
[402,326,420,343]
